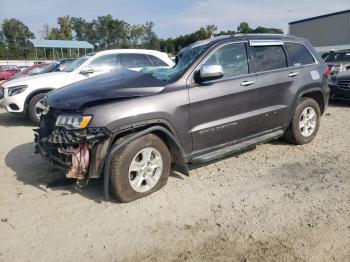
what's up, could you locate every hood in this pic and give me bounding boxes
[327,62,350,67]
[3,71,68,88]
[47,69,165,110]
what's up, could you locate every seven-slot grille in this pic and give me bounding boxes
[337,79,350,89]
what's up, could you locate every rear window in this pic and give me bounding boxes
[325,52,350,63]
[251,46,287,72]
[285,42,315,66]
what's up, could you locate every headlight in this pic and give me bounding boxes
[8,85,28,96]
[55,115,92,130]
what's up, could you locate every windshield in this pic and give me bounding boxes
[27,66,49,76]
[36,62,59,74]
[11,66,40,78]
[142,43,210,82]
[63,54,94,72]
[325,52,350,63]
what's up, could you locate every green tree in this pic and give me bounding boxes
[237,22,252,33]
[57,15,72,40]
[1,18,34,59]
[48,28,60,40]
[215,29,236,36]
[71,17,87,40]
[113,19,130,48]
[253,26,283,34]
[144,21,159,50]
[94,15,130,49]
[205,24,217,37]
[85,20,98,47]
[159,24,217,55]
[48,16,73,40]
[130,24,145,47]
[0,30,9,59]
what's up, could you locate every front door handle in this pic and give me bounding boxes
[288,72,299,77]
[240,80,255,86]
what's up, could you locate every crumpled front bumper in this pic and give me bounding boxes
[35,139,70,171]
[34,114,112,180]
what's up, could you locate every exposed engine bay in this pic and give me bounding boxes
[34,108,111,184]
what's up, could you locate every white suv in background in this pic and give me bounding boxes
[2,49,174,124]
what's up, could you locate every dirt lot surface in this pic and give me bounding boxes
[0,102,349,262]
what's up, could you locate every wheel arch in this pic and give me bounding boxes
[296,87,326,115]
[111,121,189,173]
[102,124,189,201]
[24,88,54,114]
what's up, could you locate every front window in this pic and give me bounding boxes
[142,43,210,82]
[63,53,95,72]
[88,54,117,72]
[203,43,248,79]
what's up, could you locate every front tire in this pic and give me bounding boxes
[109,134,171,203]
[28,93,47,125]
[284,97,321,145]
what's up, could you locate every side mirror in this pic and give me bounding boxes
[80,67,94,75]
[197,64,224,83]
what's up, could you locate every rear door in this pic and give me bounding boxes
[247,40,297,131]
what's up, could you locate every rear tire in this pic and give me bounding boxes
[109,134,171,203]
[284,97,321,145]
[28,93,46,125]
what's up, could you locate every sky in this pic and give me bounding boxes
[0,0,349,39]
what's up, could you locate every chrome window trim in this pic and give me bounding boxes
[189,39,320,85]
[249,40,284,46]
[190,41,253,84]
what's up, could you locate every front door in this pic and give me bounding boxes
[188,42,260,152]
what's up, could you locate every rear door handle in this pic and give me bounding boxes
[240,80,255,86]
[288,72,299,77]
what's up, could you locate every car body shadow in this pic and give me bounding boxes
[328,100,350,108]
[5,142,105,203]
[0,108,34,127]
[5,142,185,203]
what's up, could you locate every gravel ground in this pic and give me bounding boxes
[0,102,349,262]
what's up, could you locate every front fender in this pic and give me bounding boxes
[102,126,189,201]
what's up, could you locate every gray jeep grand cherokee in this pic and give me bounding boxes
[35,34,330,202]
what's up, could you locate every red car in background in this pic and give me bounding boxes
[0,65,20,81]
[0,64,49,98]
[10,63,49,80]
[0,59,76,98]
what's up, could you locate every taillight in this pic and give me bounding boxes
[325,67,331,77]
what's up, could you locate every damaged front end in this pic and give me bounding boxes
[34,108,111,185]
